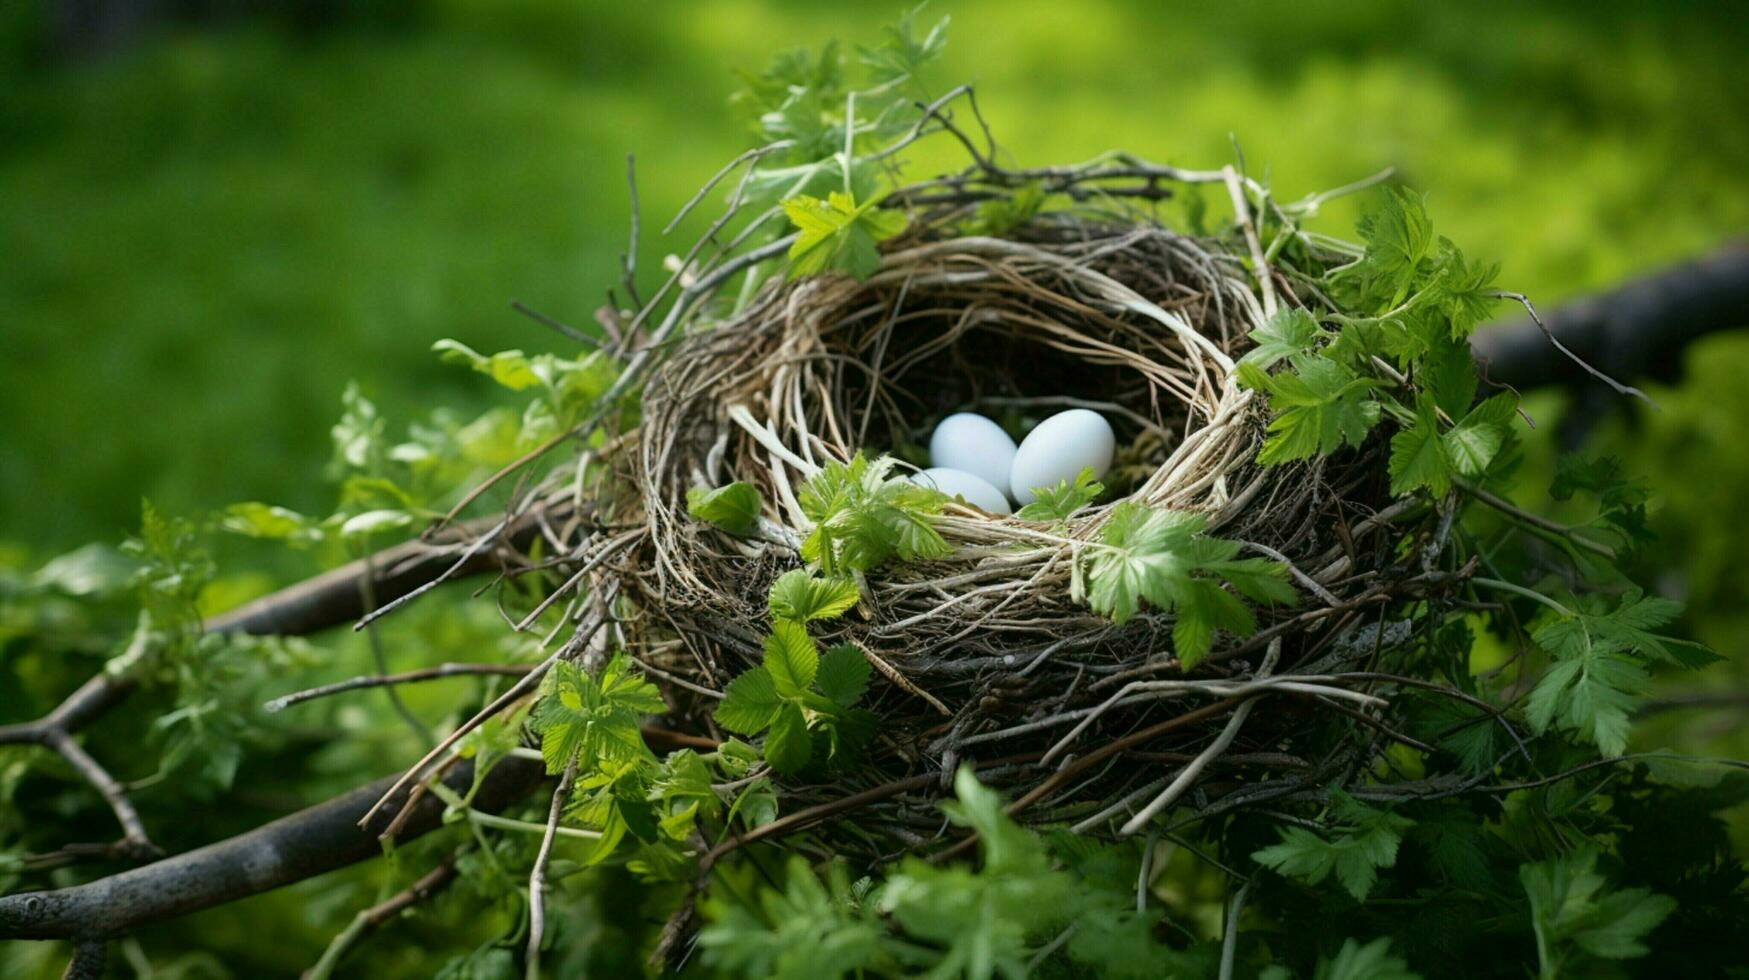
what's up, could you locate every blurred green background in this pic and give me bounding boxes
[2,0,1747,974]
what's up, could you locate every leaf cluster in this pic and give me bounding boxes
[798,453,951,574]
[714,573,875,774]
[1074,501,1296,666]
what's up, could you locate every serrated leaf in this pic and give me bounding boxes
[1389,394,1450,496]
[798,453,949,573]
[815,644,872,708]
[1431,240,1500,338]
[1521,848,1674,974]
[1527,589,1716,753]
[1341,187,1436,311]
[1239,357,1382,465]
[1242,307,1324,369]
[1313,937,1421,980]
[529,659,658,775]
[688,482,763,535]
[1081,501,1294,662]
[1015,466,1104,522]
[715,667,785,735]
[1424,334,1480,419]
[1251,791,1413,901]
[764,702,814,773]
[763,620,819,697]
[768,569,860,623]
[1442,392,1516,477]
[783,191,907,281]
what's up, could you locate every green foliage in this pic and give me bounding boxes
[1311,938,1421,980]
[767,569,861,623]
[530,655,665,774]
[798,453,951,575]
[1237,357,1383,464]
[688,482,764,536]
[1074,500,1295,666]
[966,184,1046,238]
[699,767,1201,980]
[1241,308,1325,370]
[1525,590,1715,755]
[782,191,908,281]
[1520,848,1675,978]
[1387,392,1515,496]
[1549,454,1654,553]
[1252,790,1415,901]
[714,620,873,773]
[1013,466,1104,522]
[1334,189,1499,339]
[698,857,889,980]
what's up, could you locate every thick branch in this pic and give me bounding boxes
[0,757,546,942]
[1473,242,1749,392]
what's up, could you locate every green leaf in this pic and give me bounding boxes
[798,454,950,574]
[221,502,322,543]
[763,620,819,697]
[815,644,872,708]
[768,569,860,623]
[1340,187,1437,310]
[1079,501,1294,664]
[529,659,659,775]
[965,184,1045,237]
[1527,589,1716,753]
[1239,357,1382,465]
[1388,394,1451,496]
[1242,307,1324,369]
[1424,334,1480,419]
[764,702,814,773]
[1312,938,1421,980]
[1442,392,1516,477]
[432,339,545,391]
[715,667,784,735]
[1251,791,1414,901]
[857,4,950,85]
[1521,848,1675,975]
[338,509,414,540]
[1430,240,1500,338]
[688,482,763,536]
[1015,467,1104,522]
[782,191,908,281]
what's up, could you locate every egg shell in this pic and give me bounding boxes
[911,467,1012,515]
[928,412,1018,496]
[1009,409,1116,506]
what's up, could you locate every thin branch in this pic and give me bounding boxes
[526,754,580,980]
[42,730,158,861]
[265,663,534,713]
[304,853,461,980]
[511,301,600,349]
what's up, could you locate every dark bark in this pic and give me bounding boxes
[1473,242,1749,392]
[0,756,546,942]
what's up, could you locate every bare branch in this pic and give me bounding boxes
[1473,242,1749,393]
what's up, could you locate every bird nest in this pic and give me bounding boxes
[576,207,1423,852]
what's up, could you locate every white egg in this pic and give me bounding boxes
[1009,409,1116,506]
[911,467,1012,515]
[928,412,1018,496]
